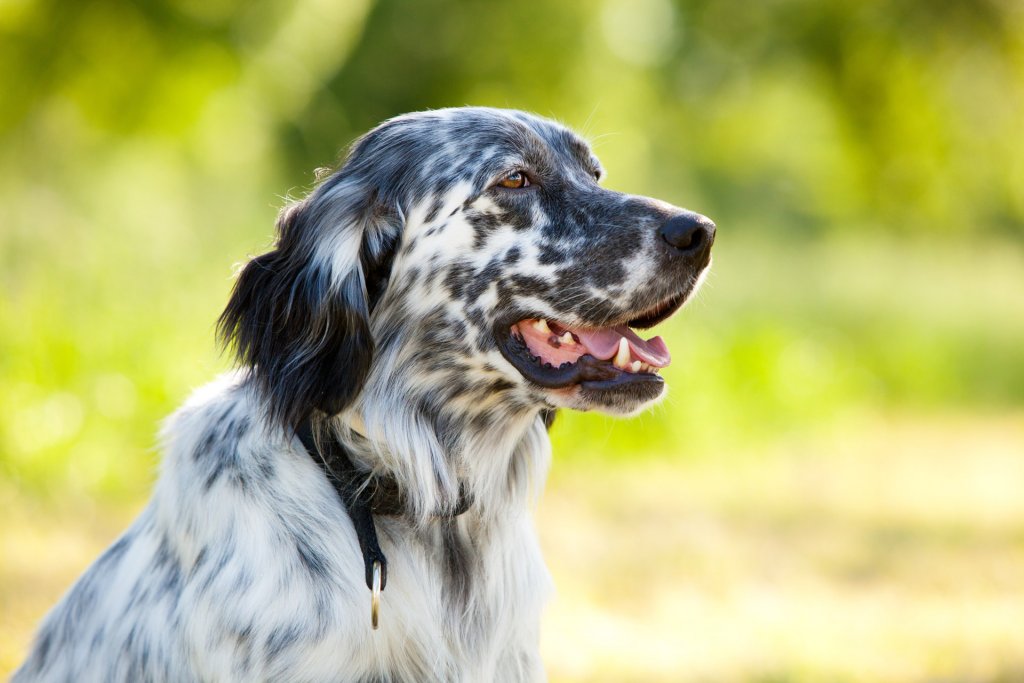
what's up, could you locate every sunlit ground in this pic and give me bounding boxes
[541,414,1024,683]
[3,413,1022,682]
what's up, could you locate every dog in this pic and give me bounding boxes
[14,107,714,682]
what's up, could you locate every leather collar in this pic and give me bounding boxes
[294,418,471,594]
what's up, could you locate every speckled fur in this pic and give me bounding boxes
[14,108,710,682]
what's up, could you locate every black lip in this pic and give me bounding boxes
[579,371,664,392]
[626,289,690,330]
[579,371,666,404]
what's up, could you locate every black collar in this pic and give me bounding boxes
[294,418,471,594]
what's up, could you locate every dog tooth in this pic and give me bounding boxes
[630,360,642,373]
[614,338,631,369]
[533,319,551,334]
[560,332,574,345]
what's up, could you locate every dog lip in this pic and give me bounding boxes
[577,370,666,405]
[579,371,665,392]
[492,281,694,390]
[625,289,690,330]
[494,319,668,392]
[498,340,666,391]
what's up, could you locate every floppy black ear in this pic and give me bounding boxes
[218,179,399,429]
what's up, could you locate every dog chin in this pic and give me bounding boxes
[544,380,667,417]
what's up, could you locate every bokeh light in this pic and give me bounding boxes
[2,0,1022,680]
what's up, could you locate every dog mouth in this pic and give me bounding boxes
[496,292,688,393]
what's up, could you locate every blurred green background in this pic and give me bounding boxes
[2,0,1023,680]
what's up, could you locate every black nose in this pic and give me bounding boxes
[659,212,716,258]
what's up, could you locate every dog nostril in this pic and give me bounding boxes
[659,213,716,255]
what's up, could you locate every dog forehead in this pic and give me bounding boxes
[505,111,598,170]
[363,107,595,176]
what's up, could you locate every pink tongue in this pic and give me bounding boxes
[574,326,671,367]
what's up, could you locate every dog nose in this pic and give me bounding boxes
[658,212,716,257]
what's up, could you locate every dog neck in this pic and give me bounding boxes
[335,397,552,526]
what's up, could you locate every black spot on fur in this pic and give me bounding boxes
[153,536,184,596]
[196,540,236,596]
[508,274,550,297]
[191,546,208,576]
[203,467,223,491]
[362,221,401,316]
[424,195,446,224]
[100,535,131,565]
[467,209,505,249]
[195,410,253,491]
[440,520,472,605]
[537,241,573,265]
[231,625,255,676]
[491,378,516,393]
[89,624,108,652]
[265,623,304,660]
[295,538,330,580]
[442,263,472,299]
[463,259,503,303]
[31,628,53,670]
[256,455,275,481]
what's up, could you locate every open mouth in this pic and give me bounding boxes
[496,292,688,394]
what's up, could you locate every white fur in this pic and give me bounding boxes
[15,372,552,682]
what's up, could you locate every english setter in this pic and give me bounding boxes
[15,107,714,682]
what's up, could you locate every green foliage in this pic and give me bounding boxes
[1,0,1022,498]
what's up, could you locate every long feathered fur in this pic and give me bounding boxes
[14,107,713,682]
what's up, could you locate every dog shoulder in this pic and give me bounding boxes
[12,504,196,681]
[148,372,377,679]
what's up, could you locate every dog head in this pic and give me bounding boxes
[220,107,714,429]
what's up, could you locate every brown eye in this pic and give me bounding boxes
[497,171,530,189]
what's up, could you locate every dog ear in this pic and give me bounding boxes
[218,177,400,429]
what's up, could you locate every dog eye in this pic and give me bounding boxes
[497,171,530,189]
